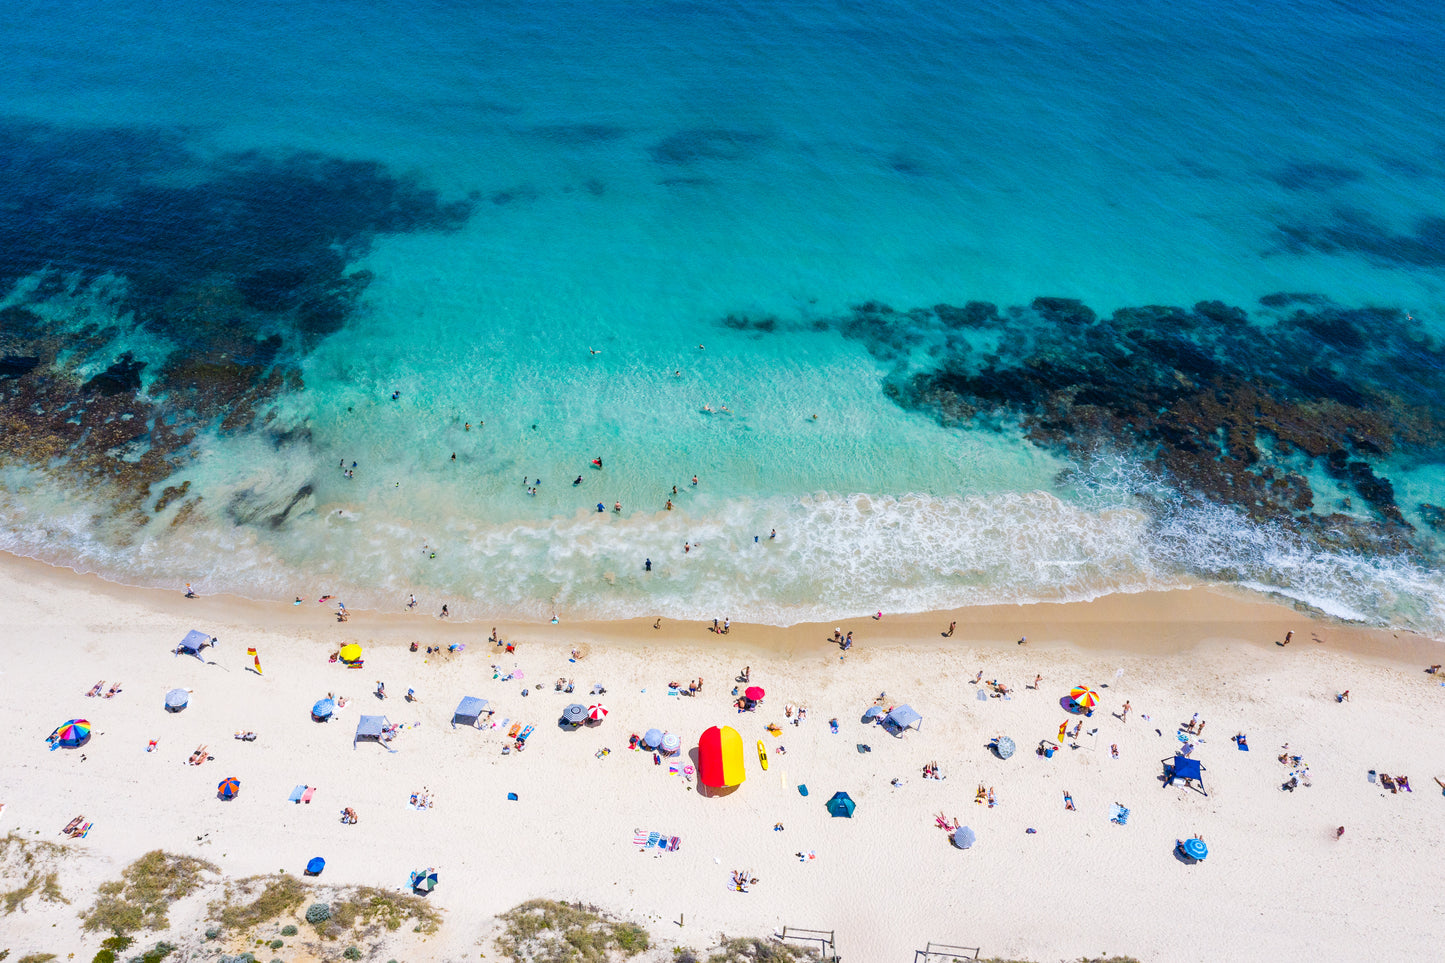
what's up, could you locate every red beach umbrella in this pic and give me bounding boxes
[587,704,608,721]
[744,686,765,701]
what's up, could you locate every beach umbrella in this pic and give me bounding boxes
[588,704,608,722]
[862,706,885,720]
[562,703,588,725]
[305,857,326,876]
[697,726,746,788]
[1182,837,1208,861]
[311,698,335,721]
[411,869,438,892]
[994,736,1016,760]
[338,643,363,664]
[825,791,856,818]
[642,728,663,749]
[165,689,189,712]
[744,686,765,701]
[48,720,91,748]
[217,777,240,800]
[952,826,977,849]
[661,732,681,754]
[1068,686,1099,709]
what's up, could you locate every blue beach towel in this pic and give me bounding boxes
[1237,740,1249,751]
[1109,803,1130,825]
[288,785,306,803]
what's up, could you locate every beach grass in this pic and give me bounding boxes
[209,875,309,931]
[16,954,58,963]
[703,936,819,961]
[82,851,219,935]
[325,886,441,938]
[0,834,70,914]
[495,899,652,961]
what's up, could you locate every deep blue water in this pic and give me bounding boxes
[2,0,1444,629]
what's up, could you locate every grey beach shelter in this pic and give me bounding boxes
[452,696,490,728]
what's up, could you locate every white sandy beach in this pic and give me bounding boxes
[2,552,1444,962]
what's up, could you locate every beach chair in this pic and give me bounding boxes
[302,787,316,804]
[289,785,306,803]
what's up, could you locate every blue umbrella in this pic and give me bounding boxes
[305,857,325,876]
[952,826,977,849]
[1182,837,1208,860]
[862,706,885,720]
[312,698,335,721]
[825,791,856,818]
[993,736,1016,760]
[642,728,663,749]
[165,689,189,711]
[411,868,438,892]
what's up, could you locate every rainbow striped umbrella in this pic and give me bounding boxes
[1068,686,1099,709]
[49,719,91,748]
[217,777,240,800]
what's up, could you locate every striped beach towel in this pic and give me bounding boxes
[1109,803,1130,825]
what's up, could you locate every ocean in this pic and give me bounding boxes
[2,0,1444,630]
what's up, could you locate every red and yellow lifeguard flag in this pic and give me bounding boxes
[247,647,262,675]
[697,725,746,788]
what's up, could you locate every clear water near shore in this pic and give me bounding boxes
[1,0,1444,630]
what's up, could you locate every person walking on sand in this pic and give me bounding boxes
[945,621,955,637]
[1033,673,1042,689]
[1283,630,1293,645]
[1121,700,1131,722]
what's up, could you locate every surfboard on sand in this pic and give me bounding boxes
[758,740,769,770]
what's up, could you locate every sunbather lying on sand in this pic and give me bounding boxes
[187,745,210,765]
[1380,773,1397,793]
[104,682,122,698]
[86,681,104,697]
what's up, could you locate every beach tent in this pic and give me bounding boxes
[1164,755,1207,796]
[355,714,390,748]
[697,725,746,788]
[884,704,923,736]
[165,688,189,712]
[311,698,335,722]
[453,696,490,728]
[642,728,664,750]
[175,629,213,659]
[826,791,856,817]
[561,703,588,726]
[952,825,977,849]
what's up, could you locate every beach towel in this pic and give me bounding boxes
[1109,803,1130,825]
[288,785,306,803]
[667,836,681,851]
[976,690,987,701]
[519,725,534,741]
[302,787,315,804]
[1236,739,1249,751]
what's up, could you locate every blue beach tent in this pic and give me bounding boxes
[884,704,923,736]
[826,791,856,818]
[1165,755,1207,795]
[175,629,214,659]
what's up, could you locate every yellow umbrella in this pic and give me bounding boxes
[339,643,363,664]
[1068,686,1099,708]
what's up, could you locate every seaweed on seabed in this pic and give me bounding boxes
[820,293,1445,559]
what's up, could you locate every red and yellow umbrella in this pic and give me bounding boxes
[1068,686,1099,709]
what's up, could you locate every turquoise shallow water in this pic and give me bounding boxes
[1,0,1444,628]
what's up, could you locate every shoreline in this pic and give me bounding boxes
[3,548,1438,667]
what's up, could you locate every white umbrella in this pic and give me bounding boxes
[588,704,608,721]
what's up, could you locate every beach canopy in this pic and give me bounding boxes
[1069,686,1100,709]
[884,704,923,735]
[355,714,390,747]
[660,732,681,754]
[744,686,765,701]
[48,719,91,748]
[562,703,588,725]
[1165,755,1207,795]
[176,629,213,658]
[1181,837,1208,860]
[588,704,608,722]
[217,776,240,799]
[312,698,335,721]
[165,688,189,711]
[993,736,1016,760]
[338,643,363,664]
[452,696,489,728]
[953,825,977,849]
[697,725,746,788]
[642,728,664,749]
[826,791,856,818]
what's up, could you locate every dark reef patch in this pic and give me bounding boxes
[524,123,629,146]
[649,128,765,166]
[1267,162,1363,192]
[719,296,1445,558]
[1275,207,1445,267]
[0,117,475,538]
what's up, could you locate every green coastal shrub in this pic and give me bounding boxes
[342,948,361,961]
[305,903,331,924]
[280,925,297,936]
[268,940,283,950]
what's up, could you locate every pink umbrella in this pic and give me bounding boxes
[587,704,608,721]
[744,686,765,701]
